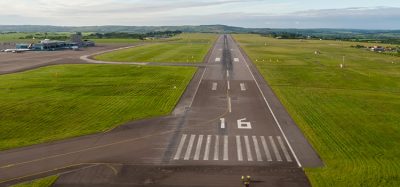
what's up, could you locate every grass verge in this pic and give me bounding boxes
[0,64,196,150]
[233,34,400,187]
[93,33,217,63]
[12,175,58,187]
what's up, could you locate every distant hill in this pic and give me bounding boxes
[1,25,400,40]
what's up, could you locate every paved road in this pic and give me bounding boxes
[0,35,322,186]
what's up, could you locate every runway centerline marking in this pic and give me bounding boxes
[261,136,272,161]
[269,136,282,162]
[227,80,230,90]
[193,135,204,160]
[234,58,239,62]
[226,70,229,78]
[214,135,220,160]
[174,134,187,160]
[252,136,263,161]
[236,136,243,161]
[244,136,253,161]
[223,135,229,161]
[215,58,221,62]
[220,118,225,129]
[228,97,232,113]
[203,135,212,160]
[184,135,196,160]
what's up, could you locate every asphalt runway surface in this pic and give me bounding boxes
[0,35,323,186]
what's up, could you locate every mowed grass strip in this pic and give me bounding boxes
[0,64,196,150]
[11,175,58,187]
[94,33,217,63]
[233,34,400,187]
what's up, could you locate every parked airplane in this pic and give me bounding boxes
[1,49,31,53]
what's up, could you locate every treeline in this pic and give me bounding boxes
[84,30,182,40]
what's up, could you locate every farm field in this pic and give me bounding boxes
[0,64,196,150]
[94,33,217,63]
[233,34,400,186]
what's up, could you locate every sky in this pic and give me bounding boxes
[1,0,400,29]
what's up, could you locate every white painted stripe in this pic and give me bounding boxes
[236,136,243,161]
[212,82,217,91]
[214,135,219,160]
[226,70,230,77]
[277,136,292,162]
[240,83,246,91]
[184,135,196,160]
[194,135,204,160]
[261,136,272,161]
[215,58,221,62]
[244,136,253,161]
[243,49,302,167]
[203,135,211,160]
[234,58,239,62]
[220,118,225,129]
[252,136,263,161]
[174,134,187,160]
[269,136,282,162]
[223,136,229,160]
[228,97,232,113]
[227,80,230,90]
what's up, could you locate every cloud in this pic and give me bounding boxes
[0,1,399,29]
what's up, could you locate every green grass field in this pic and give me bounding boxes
[0,64,196,150]
[233,34,400,187]
[94,33,217,63]
[12,176,58,187]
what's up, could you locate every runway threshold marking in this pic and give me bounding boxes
[203,135,212,160]
[236,136,243,161]
[193,135,204,160]
[184,135,196,160]
[174,134,187,160]
[223,135,229,161]
[212,82,217,91]
[261,136,273,161]
[277,136,292,162]
[252,136,263,161]
[269,136,282,162]
[244,136,253,161]
[172,134,291,162]
[214,135,219,160]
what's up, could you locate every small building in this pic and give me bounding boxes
[71,32,83,46]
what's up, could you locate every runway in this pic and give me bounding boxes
[0,35,322,186]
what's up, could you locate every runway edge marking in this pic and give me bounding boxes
[238,38,303,168]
